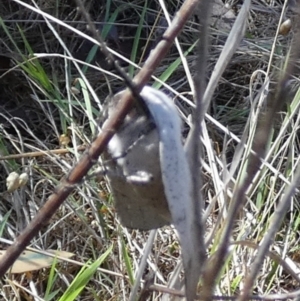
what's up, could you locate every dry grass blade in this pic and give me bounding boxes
[0,145,86,160]
[129,230,157,301]
[232,241,300,283]
[200,0,251,299]
[239,12,300,299]
[0,0,198,277]
[202,0,251,117]
[181,1,212,300]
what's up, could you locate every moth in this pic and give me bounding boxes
[101,87,172,230]
[101,86,202,301]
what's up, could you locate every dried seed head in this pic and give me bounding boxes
[279,19,292,36]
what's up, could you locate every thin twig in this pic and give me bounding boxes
[0,145,86,160]
[200,0,252,298]
[74,0,144,106]
[183,1,212,300]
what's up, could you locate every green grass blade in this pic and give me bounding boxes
[121,236,134,285]
[153,41,196,89]
[0,211,12,237]
[76,78,96,135]
[128,0,148,77]
[58,245,112,301]
[45,257,60,301]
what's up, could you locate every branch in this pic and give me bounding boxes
[0,0,198,277]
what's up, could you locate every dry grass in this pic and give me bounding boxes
[1,0,300,300]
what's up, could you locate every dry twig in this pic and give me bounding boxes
[0,0,198,278]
